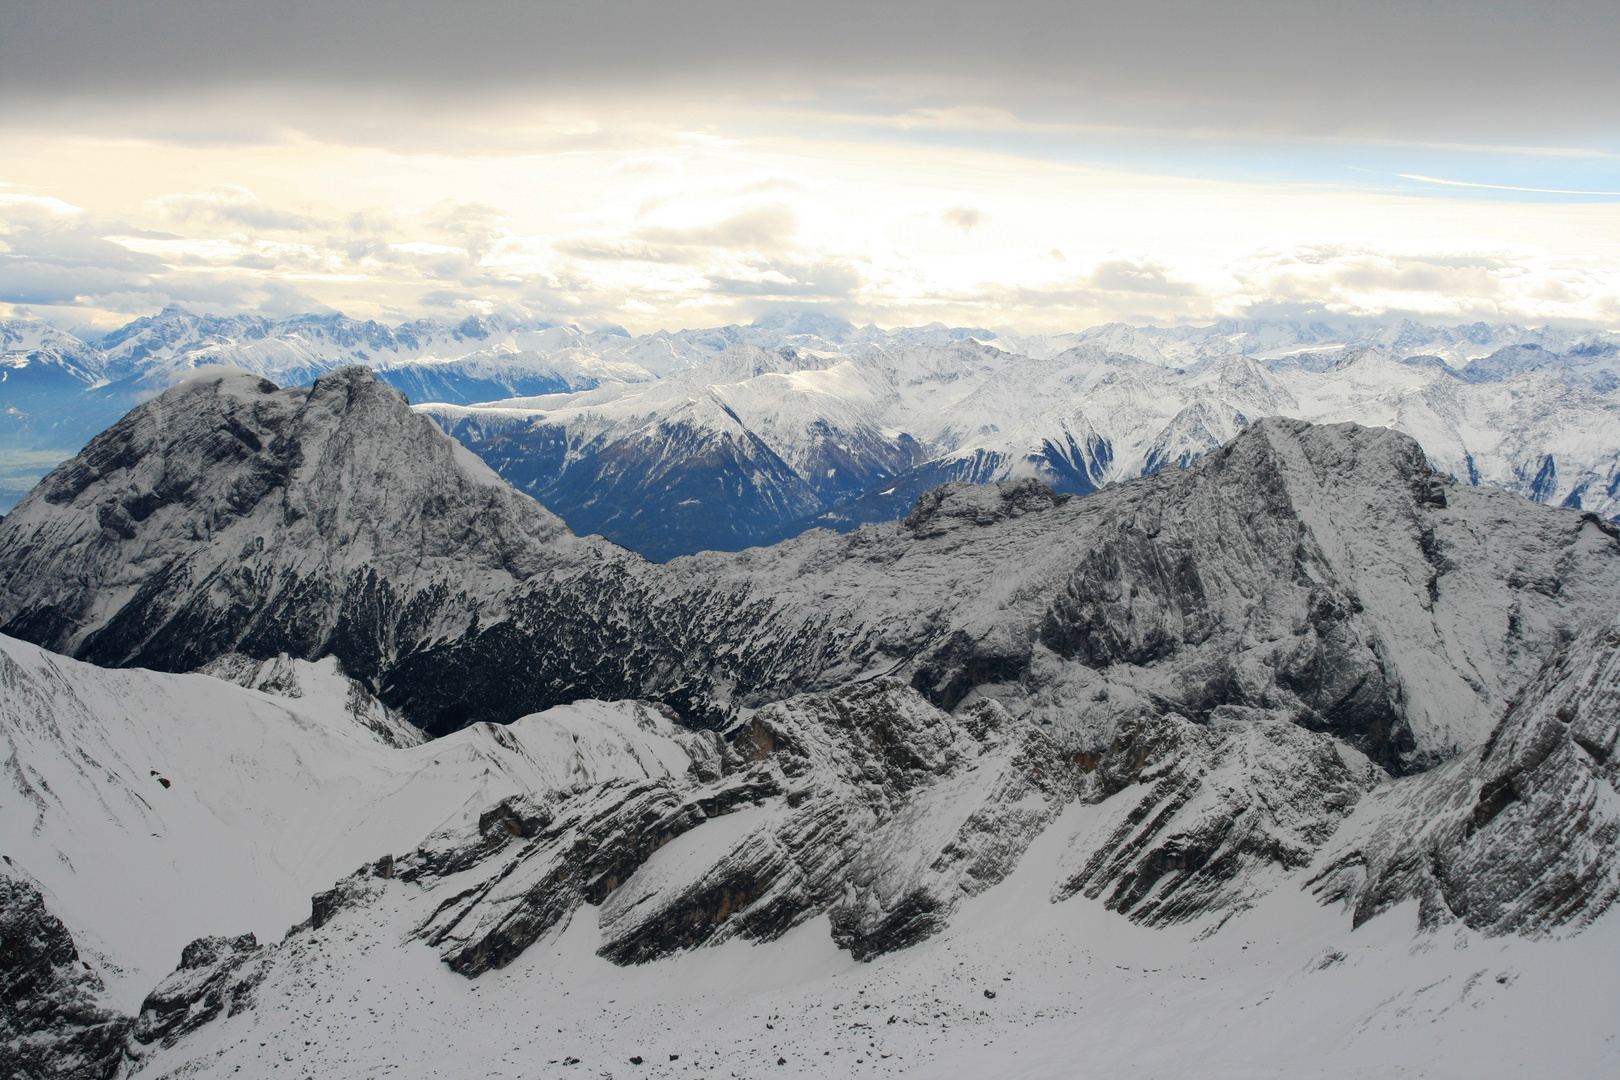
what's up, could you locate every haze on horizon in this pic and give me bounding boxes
[1,0,1617,338]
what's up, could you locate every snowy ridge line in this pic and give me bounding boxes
[422,338,1620,559]
[7,306,1620,533]
[3,367,1620,772]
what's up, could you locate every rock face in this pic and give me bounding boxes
[129,934,266,1051]
[0,368,580,699]
[0,875,130,1080]
[393,414,1620,772]
[373,680,1075,974]
[1310,613,1620,936]
[2,367,1618,768]
[1057,711,1384,926]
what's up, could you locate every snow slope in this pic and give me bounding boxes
[113,820,1620,1080]
[0,631,712,1004]
[9,616,1616,1078]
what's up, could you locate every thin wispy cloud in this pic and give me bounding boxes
[1400,174,1620,198]
[150,186,320,231]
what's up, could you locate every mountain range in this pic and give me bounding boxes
[5,309,1620,559]
[3,364,1620,1077]
[427,335,1620,559]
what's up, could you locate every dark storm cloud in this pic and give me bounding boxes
[1,2,1616,139]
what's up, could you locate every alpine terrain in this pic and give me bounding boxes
[6,310,1619,559]
[3,362,1620,1079]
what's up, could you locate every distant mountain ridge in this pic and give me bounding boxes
[426,336,1620,559]
[4,307,1620,546]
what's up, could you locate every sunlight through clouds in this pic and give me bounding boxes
[1,101,1617,335]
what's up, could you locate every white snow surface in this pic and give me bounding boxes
[4,621,1619,1077]
[0,632,703,1005]
[124,799,1620,1080]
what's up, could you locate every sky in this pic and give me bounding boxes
[1,1,1618,337]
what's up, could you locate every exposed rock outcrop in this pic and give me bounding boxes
[1309,613,1620,935]
[0,876,130,1080]
[1056,710,1384,926]
[250,681,1074,978]
[17,639,1620,1068]
[130,933,265,1050]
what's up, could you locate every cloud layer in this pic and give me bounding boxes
[2,3,1617,335]
[4,2,1619,141]
[4,127,1618,336]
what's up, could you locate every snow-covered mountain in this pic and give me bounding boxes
[8,308,1619,533]
[0,306,1000,469]
[997,315,1620,369]
[5,366,1619,767]
[6,363,1620,1077]
[425,338,1620,558]
[6,612,1620,1077]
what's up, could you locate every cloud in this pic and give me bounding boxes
[4,114,1618,337]
[416,201,508,261]
[151,186,318,231]
[637,206,798,252]
[169,363,262,387]
[707,259,862,300]
[1087,258,1198,296]
[2,3,1617,142]
[0,194,332,321]
[558,206,800,266]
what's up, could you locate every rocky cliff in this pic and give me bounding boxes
[1310,611,1620,936]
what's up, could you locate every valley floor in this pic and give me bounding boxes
[134,803,1620,1080]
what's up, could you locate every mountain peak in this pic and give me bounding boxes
[0,365,577,675]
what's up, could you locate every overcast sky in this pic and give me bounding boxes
[6,1,1619,138]
[1,1,1617,334]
